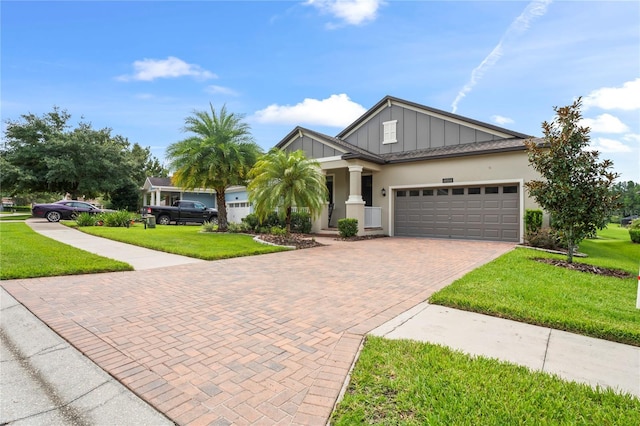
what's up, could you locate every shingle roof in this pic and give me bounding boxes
[148,177,173,187]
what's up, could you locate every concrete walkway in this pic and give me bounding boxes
[26,219,203,270]
[2,220,638,425]
[371,302,640,398]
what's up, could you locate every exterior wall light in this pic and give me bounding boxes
[381,188,386,197]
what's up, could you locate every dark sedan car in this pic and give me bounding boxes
[32,200,108,223]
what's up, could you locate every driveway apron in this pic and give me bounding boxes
[2,237,513,425]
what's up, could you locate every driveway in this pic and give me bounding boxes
[2,237,513,425]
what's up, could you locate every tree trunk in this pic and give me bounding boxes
[216,190,228,232]
[285,206,292,235]
[566,228,574,263]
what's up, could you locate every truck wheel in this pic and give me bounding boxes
[208,216,218,225]
[157,215,171,225]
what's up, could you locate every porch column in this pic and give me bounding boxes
[143,192,148,206]
[312,171,328,233]
[345,165,365,236]
[156,189,161,205]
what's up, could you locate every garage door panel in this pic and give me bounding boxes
[395,184,520,242]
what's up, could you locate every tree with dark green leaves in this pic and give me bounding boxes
[2,107,166,208]
[612,181,640,218]
[166,104,262,231]
[248,149,328,235]
[524,98,620,263]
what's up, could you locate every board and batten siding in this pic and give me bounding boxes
[285,135,342,159]
[345,104,502,155]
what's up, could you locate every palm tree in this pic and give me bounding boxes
[166,104,262,231]
[248,148,328,234]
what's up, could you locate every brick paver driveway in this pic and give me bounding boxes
[3,237,513,425]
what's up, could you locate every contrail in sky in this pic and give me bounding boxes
[451,0,553,114]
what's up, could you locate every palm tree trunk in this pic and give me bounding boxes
[285,206,292,235]
[216,190,228,232]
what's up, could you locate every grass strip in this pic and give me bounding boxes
[430,225,640,346]
[77,223,289,260]
[0,222,132,279]
[332,337,640,425]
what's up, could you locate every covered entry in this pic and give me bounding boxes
[394,183,520,242]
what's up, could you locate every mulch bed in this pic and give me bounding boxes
[533,257,633,279]
[256,234,324,249]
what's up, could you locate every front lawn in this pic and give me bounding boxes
[0,214,31,221]
[0,222,132,279]
[429,225,640,346]
[332,337,640,425]
[77,223,289,260]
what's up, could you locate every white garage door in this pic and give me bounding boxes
[394,184,520,242]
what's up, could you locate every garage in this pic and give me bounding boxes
[394,184,520,242]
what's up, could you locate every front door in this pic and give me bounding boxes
[362,175,372,207]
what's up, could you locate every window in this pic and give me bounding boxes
[468,187,481,195]
[409,190,420,196]
[437,189,449,196]
[485,187,499,194]
[503,185,518,194]
[452,188,464,195]
[382,120,397,144]
[423,189,434,196]
[397,190,406,197]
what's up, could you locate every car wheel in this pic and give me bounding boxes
[209,216,218,225]
[157,215,171,225]
[45,211,62,222]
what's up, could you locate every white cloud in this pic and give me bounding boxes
[306,0,384,26]
[588,137,633,153]
[451,0,552,113]
[206,85,239,96]
[253,94,367,127]
[492,115,514,126]
[580,114,629,134]
[583,78,640,111]
[117,56,217,82]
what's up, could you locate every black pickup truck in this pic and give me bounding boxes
[141,200,218,225]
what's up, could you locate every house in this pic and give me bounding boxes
[275,95,542,243]
[141,177,252,222]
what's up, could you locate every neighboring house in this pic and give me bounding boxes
[275,95,543,243]
[142,177,217,208]
[141,177,253,222]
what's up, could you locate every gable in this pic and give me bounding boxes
[277,127,348,160]
[337,96,530,156]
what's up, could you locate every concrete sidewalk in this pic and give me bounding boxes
[26,219,203,270]
[1,288,174,425]
[371,302,640,398]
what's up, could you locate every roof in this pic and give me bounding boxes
[148,177,173,187]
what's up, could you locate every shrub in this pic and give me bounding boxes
[227,222,251,233]
[525,227,565,250]
[76,212,97,227]
[241,213,261,231]
[101,210,133,227]
[290,211,312,234]
[524,209,543,234]
[270,226,287,236]
[201,221,217,232]
[629,219,640,243]
[338,218,358,238]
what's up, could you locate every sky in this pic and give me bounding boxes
[2,0,639,182]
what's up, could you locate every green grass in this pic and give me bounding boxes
[0,214,31,221]
[0,222,132,279]
[332,337,640,425]
[430,225,640,346]
[76,223,289,260]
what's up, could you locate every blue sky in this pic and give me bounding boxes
[2,0,639,181]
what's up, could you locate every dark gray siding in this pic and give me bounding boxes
[343,105,504,155]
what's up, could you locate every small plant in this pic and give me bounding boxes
[525,227,565,250]
[629,219,640,243]
[226,222,250,233]
[101,210,133,227]
[76,212,97,227]
[201,221,217,232]
[524,209,543,234]
[338,218,358,238]
[270,226,287,236]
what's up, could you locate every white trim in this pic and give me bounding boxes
[388,178,525,243]
[316,155,344,163]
